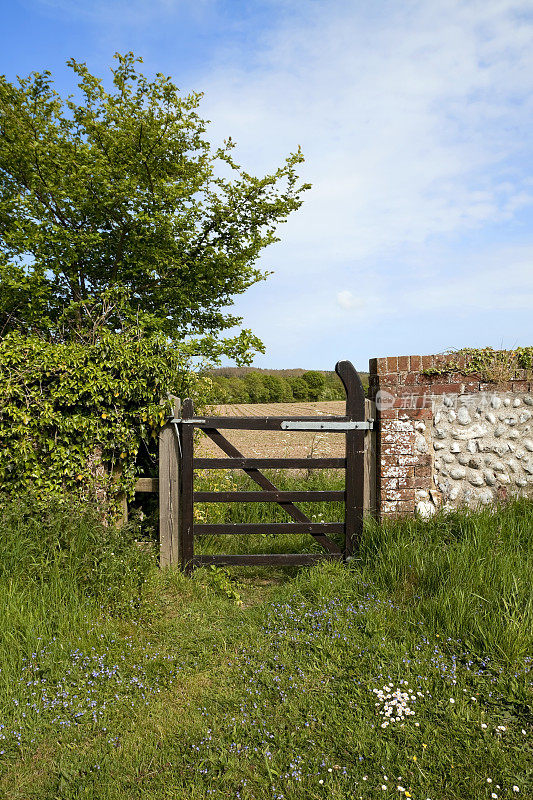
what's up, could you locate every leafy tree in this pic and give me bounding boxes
[277,376,294,402]
[301,370,326,400]
[0,53,310,358]
[225,377,250,403]
[262,374,286,402]
[243,373,269,403]
[290,376,310,401]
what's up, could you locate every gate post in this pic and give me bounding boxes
[335,361,366,559]
[178,398,195,574]
[159,396,180,567]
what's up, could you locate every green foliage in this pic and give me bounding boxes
[206,370,349,403]
[0,52,310,346]
[0,329,226,512]
[290,375,311,400]
[301,369,326,400]
[202,566,243,606]
[241,372,269,403]
[0,491,154,616]
[261,374,292,402]
[422,346,533,382]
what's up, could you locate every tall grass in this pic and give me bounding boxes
[0,482,531,799]
[0,493,155,720]
[194,470,532,663]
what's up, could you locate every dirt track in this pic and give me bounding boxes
[196,401,347,459]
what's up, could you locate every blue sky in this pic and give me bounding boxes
[2,0,532,371]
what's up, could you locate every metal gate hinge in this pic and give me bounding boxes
[280,420,374,431]
[170,418,206,424]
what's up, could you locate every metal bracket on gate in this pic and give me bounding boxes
[280,420,374,431]
[170,418,205,425]
[170,417,183,457]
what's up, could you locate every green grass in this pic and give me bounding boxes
[0,481,531,800]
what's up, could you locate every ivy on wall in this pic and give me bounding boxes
[0,331,211,516]
[422,347,533,383]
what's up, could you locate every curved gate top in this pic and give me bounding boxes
[157,361,373,572]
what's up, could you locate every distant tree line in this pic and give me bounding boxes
[206,370,369,404]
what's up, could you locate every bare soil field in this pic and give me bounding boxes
[196,401,347,459]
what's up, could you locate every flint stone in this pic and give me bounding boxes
[417,501,436,519]
[492,443,509,456]
[524,439,533,452]
[483,470,496,486]
[478,489,493,504]
[415,435,428,454]
[494,424,506,438]
[457,406,471,425]
[491,397,502,409]
[469,473,484,486]
[450,466,466,479]
[451,424,486,440]
[524,395,533,406]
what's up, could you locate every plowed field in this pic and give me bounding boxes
[196,401,347,459]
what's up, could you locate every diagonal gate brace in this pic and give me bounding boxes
[200,427,342,555]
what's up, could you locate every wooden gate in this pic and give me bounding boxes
[157,360,374,572]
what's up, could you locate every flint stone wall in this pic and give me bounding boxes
[368,354,533,519]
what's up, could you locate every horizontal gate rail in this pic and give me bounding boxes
[195,522,345,536]
[194,490,345,503]
[194,457,346,469]
[174,416,350,430]
[193,553,343,566]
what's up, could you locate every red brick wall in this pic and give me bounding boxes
[368,354,533,519]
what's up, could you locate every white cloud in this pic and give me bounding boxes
[195,0,533,272]
[186,0,533,363]
[336,290,365,311]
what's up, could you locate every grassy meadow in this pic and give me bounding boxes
[0,476,531,800]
